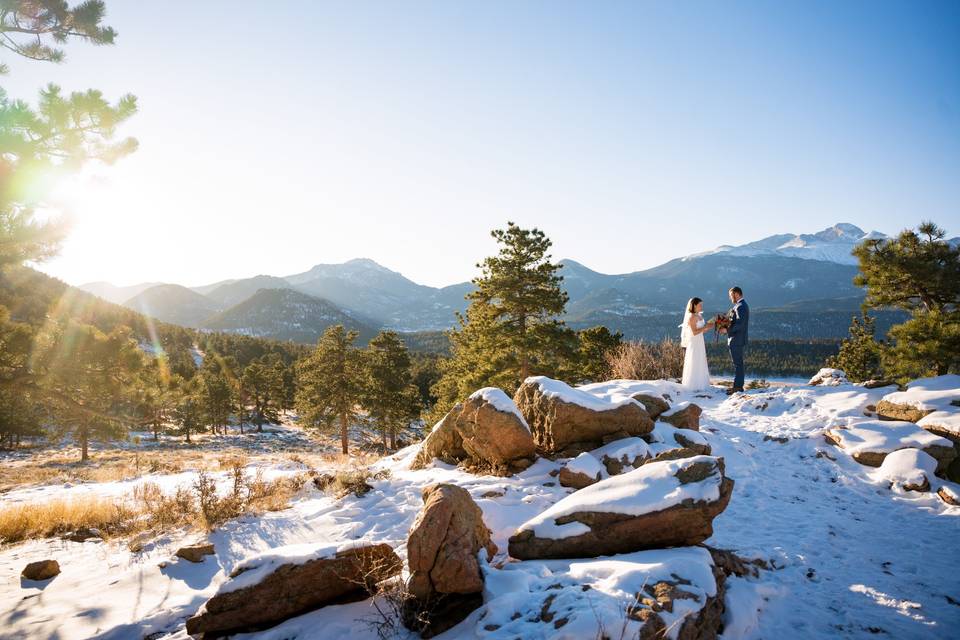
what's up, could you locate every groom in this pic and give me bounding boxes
[722,286,749,395]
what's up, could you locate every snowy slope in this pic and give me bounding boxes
[2,381,959,639]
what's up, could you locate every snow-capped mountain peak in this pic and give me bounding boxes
[685,223,886,265]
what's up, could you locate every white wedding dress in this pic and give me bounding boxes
[681,310,712,390]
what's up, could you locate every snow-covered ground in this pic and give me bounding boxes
[2,380,959,639]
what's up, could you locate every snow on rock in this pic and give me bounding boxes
[825,419,956,470]
[565,450,608,478]
[476,546,720,640]
[218,540,369,594]
[509,456,732,559]
[872,448,937,493]
[808,368,849,386]
[187,542,402,637]
[521,376,643,412]
[879,375,960,440]
[514,377,654,455]
[468,387,529,430]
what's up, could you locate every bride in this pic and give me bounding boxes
[680,297,714,390]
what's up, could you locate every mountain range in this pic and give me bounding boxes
[78,223,936,345]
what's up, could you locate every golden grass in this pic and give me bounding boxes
[0,496,137,544]
[0,468,312,545]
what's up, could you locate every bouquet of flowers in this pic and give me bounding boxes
[713,314,731,343]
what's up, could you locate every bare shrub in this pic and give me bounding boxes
[330,468,375,498]
[606,339,684,381]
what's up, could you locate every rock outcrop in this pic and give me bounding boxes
[824,420,956,474]
[185,543,401,637]
[514,377,653,456]
[508,456,733,560]
[412,388,536,474]
[404,484,498,638]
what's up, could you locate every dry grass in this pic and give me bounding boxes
[0,496,137,544]
[0,466,311,545]
[606,339,684,381]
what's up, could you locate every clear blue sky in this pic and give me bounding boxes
[5,0,959,287]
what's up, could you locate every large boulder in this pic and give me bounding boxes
[404,484,498,638]
[660,402,703,431]
[514,376,653,456]
[185,542,401,637]
[456,388,537,468]
[411,388,536,474]
[475,546,755,640]
[877,376,960,445]
[825,420,956,475]
[508,456,733,560]
[412,409,468,469]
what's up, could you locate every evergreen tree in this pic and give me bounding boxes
[853,221,960,313]
[134,364,182,441]
[172,389,204,444]
[0,388,42,448]
[432,222,573,416]
[826,313,883,382]
[884,311,960,379]
[295,325,363,454]
[199,370,232,435]
[853,222,960,377]
[32,321,144,461]
[362,330,421,450]
[1,1,136,267]
[241,359,282,432]
[576,326,623,383]
[469,222,569,380]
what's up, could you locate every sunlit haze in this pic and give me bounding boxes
[5,1,959,288]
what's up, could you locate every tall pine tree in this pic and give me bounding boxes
[295,325,363,454]
[362,330,420,450]
[432,223,572,417]
[853,221,960,377]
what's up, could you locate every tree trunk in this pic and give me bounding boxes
[389,430,396,450]
[186,428,191,444]
[80,426,89,462]
[153,420,160,441]
[382,431,387,448]
[340,412,349,455]
[256,406,263,433]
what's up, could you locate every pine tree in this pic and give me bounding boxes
[241,359,282,433]
[172,390,204,444]
[826,313,883,382]
[134,364,183,441]
[853,221,960,313]
[884,311,960,379]
[1,1,136,267]
[199,370,233,435]
[295,325,363,454]
[431,222,574,417]
[362,330,421,450]
[470,222,570,380]
[576,326,623,383]
[853,221,960,377]
[32,321,144,461]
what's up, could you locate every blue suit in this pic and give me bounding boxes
[726,299,749,390]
